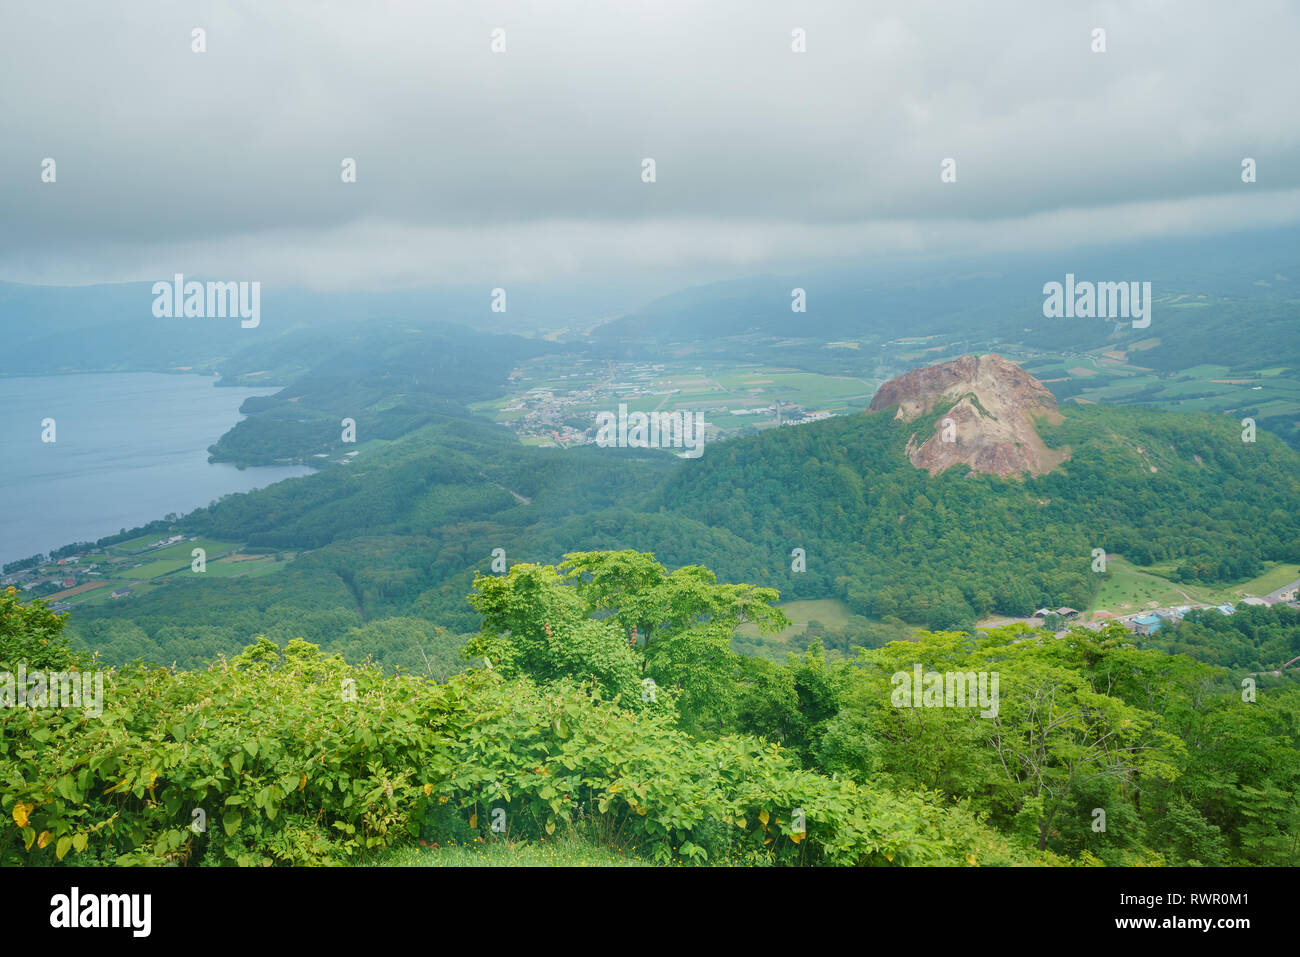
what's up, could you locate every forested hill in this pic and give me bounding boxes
[59,352,1300,672]
[650,401,1300,627]
[203,320,570,466]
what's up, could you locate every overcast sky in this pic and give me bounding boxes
[2,0,1297,290]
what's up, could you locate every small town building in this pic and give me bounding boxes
[1133,613,1162,636]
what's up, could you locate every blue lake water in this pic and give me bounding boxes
[0,373,312,566]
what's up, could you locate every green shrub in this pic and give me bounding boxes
[429,675,1047,866]
[3,633,1040,866]
[2,637,463,866]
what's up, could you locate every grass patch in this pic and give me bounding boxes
[201,558,281,579]
[1089,557,1215,614]
[368,837,654,867]
[1235,562,1300,597]
[736,598,855,643]
[1090,558,1300,615]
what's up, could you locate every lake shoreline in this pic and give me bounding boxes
[0,372,312,567]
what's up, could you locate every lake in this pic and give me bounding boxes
[0,373,312,567]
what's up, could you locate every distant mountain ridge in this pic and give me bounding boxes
[588,227,1300,346]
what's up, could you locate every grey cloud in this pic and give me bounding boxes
[1,0,1297,288]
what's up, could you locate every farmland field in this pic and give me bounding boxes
[1088,557,1300,615]
[735,598,856,643]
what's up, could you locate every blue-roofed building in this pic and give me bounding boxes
[1133,613,1162,636]
[1217,603,1236,616]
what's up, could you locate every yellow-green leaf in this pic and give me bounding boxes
[12,803,32,828]
[56,836,72,860]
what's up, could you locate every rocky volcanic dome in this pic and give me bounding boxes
[867,354,1070,478]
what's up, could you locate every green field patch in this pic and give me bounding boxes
[141,539,238,564]
[1247,399,1300,417]
[1234,562,1300,597]
[227,561,285,580]
[1092,559,1300,615]
[1250,377,1300,394]
[736,598,855,643]
[114,539,239,581]
[1078,380,1153,400]
[62,586,121,608]
[1159,378,1239,398]
[1089,557,1216,614]
[1181,364,1233,378]
[125,559,199,580]
[467,398,513,414]
[105,534,163,556]
[201,558,280,579]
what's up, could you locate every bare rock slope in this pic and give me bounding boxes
[867,354,1070,478]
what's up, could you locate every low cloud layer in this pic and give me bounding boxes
[3,0,1297,289]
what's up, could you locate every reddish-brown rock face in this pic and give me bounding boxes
[867,354,1070,478]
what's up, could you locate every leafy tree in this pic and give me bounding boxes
[0,587,80,670]
[465,563,642,705]
[559,550,789,733]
